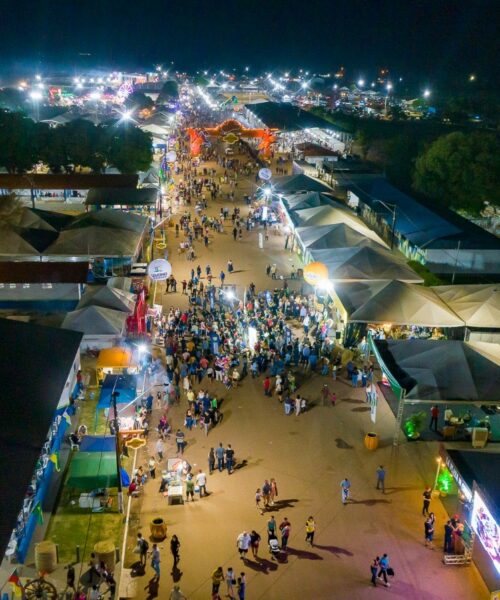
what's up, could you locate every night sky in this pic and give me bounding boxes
[0,0,498,84]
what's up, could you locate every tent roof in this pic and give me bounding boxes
[62,305,127,335]
[45,226,143,258]
[0,174,138,190]
[107,276,132,292]
[77,286,136,313]
[0,261,89,284]
[0,227,40,256]
[296,223,381,251]
[0,319,82,556]
[11,226,58,252]
[67,452,119,488]
[8,207,58,232]
[344,280,465,327]
[374,339,500,401]
[291,205,388,247]
[67,209,148,234]
[96,347,135,369]
[79,436,117,453]
[273,174,332,194]
[245,101,345,132]
[85,188,158,206]
[310,246,423,283]
[432,284,500,329]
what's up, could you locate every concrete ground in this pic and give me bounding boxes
[123,149,489,599]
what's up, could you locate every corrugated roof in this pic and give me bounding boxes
[0,261,89,283]
[85,187,158,206]
[246,101,348,132]
[0,174,138,190]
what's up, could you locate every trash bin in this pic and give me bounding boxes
[35,540,57,573]
[150,518,167,540]
[364,432,379,451]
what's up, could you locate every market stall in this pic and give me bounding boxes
[96,347,138,383]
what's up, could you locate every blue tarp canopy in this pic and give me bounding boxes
[97,374,137,409]
[80,435,116,453]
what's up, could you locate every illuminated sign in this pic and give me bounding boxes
[471,491,500,574]
[445,455,473,502]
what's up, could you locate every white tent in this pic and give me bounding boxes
[0,228,40,258]
[296,223,382,252]
[107,277,133,292]
[45,226,143,258]
[311,246,423,283]
[62,305,127,335]
[273,173,332,193]
[433,284,500,329]
[282,191,327,212]
[77,286,136,313]
[292,205,388,247]
[343,280,465,327]
[68,209,148,234]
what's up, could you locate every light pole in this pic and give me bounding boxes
[375,199,397,249]
[29,90,42,122]
[384,83,392,116]
[111,388,124,514]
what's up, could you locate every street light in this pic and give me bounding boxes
[301,81,309,90]
[29,90,42,121]
[385,83,393,116]
[423,89,431,98]
[357,79,365,88]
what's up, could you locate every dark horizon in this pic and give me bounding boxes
[0,0,498,87]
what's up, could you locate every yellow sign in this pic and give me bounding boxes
[223,133,239,145]
[125,437,147,450]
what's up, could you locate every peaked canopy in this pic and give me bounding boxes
[374,339,500,401]
[341,280,465,327]
[273,174,331,193]
[296,223,381,251]
[0,227,40,256]
[282,191,328,212]
[291,205,388,247]
[7,207,58,232]
[62,305,127,335]
[67,209,148,234]
[432,284,500,329]
[46,226,143,258]
[107,277,132,292]
[77,286,136,313]
[79,436,117,453]
[310,246,423,283]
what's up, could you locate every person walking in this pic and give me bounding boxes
[236,532,251,560]
[250,530,261,558]
[170,535,180,565]
[220,270,225,285]
[425,513,435,548]
[305,516,316,546]
[150,544,161,579]
[225,567,236,600]
[255,488,264,514]
[267,515,277,541]
[148,456,157,479]
[237,574,246,600]
[376,465,386,492]
[422,486,432,516]
[175,429,185,454]
[340,478,351,504]
[185,474,195,502]
[377,553,390,587]
[225,444,235,474]
[137,533,149,566]
[280,522,290,550]
[216,443,225,472]
[196,469,207,497]
[208,447,215,475]
[227,260,234,273]
[169,585,186,600]
[270,478,278,505]
[370,557,380,586]
[156,437,165,461]
[263,376,271,397]
[429,405,439,432]
[211,567,224,597]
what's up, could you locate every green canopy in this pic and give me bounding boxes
[67,452,118,489]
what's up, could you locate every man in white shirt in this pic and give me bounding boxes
[156,437,165,461]
[196,469,207,497]
[236,531,251,559]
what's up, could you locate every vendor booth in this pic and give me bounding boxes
[96,347,138,383]
[95,374,138,425]
[370,337,500,445]
[163,457,191,505]
[433,449,500,592]
[67,452,119,490]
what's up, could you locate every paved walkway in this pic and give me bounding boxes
[124,148,488,599]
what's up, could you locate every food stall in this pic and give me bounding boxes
[163,457,191,505]
[96,347,138,383]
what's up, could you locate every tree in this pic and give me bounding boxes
[157,80,179,103]
[413,131,500,216]
[125,91,154,112]
[35,123,69,173]
[63,119,105,172]
[102,124,152,173]
[0,88,27,112]
[0,111,39,172]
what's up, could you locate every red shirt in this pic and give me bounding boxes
[431,407,439,417]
